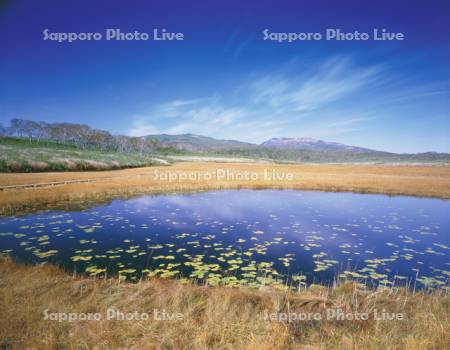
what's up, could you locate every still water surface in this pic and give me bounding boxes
[0,190,449,288]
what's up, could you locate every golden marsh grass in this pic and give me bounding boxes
[0,258,448,349]
[1,162,450,215]
[1,164,450,349]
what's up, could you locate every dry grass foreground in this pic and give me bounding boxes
[1,162,450,215]
[0,258,448,350]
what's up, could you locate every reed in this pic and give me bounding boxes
[1,162,450,215]
[0,257,448,349]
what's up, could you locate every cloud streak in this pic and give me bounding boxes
[127,55,446,147]
[251,56,382,113]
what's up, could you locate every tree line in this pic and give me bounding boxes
[0,118,159,155]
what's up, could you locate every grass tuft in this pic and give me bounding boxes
[0,257,448,349]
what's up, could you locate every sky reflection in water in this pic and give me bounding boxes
[0,190,449,289]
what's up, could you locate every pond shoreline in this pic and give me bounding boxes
[1,188,448,289]
[1,162,450,215]
[1,164,450,349]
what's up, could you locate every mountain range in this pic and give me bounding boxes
[147,134,375,152]
[145,134,255,152]
[145,133,450,163]
[261,137,372,152]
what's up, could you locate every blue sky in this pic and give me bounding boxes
[0,0,449,152]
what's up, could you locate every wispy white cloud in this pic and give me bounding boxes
[126,55,446,147]
[165,106,246,135]
[127,99,287,143]
[153,98,204,118]
[324,116,377,128]
[127,118,162,136]
[260,112,378,140]
[251,56,383,113]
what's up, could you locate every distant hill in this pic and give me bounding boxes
[145,133,450,164]
[145,134,256,152]
[261,137,372,152]
[147,133,380,153]
[148,134,375,153]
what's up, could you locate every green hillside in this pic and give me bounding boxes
[0,137,167,172]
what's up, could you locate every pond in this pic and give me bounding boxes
[1,190,449,289]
